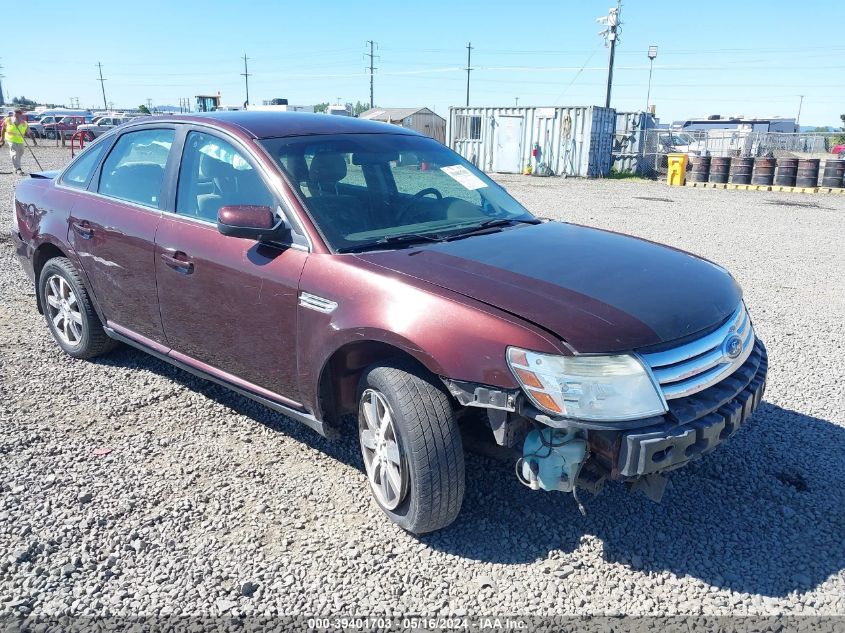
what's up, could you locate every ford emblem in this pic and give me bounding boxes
[723,333,743,359]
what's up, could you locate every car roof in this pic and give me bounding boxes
[123,111,422,140]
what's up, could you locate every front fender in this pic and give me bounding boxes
[296,253,566,415]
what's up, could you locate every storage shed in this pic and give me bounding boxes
[447,105,616,177]
[358,107,446,143]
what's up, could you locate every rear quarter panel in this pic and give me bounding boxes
[13,178,89,296]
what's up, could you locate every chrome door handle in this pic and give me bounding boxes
[160,251,194,274]
[71,220,93,239]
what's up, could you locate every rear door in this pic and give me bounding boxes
[155,128,307,402]
[492,115,524,173]
[67,126,176,343]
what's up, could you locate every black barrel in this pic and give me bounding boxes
[751,157,775,186]
[709,156,731,184]
[821,159,845,188]
[689,156,711,183]
[774,158,798,187]
[730,157,753,184]
[796,159,820,187]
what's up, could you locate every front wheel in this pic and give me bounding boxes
[357,362,465,534]
[46,131,56,140]
[39,257,116,359]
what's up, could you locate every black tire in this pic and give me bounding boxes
[84,131,95,142]
[357,361,465,534]
[46,131,56,140]
[38,257,116,359]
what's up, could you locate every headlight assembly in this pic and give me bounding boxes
[507,347,667,421]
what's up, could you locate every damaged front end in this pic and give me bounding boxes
[444,333,768,510]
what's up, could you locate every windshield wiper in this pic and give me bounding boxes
[337,232,446,253]
[442,217,541,241]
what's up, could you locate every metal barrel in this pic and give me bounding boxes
[730,157,753,184]
[709,156,731,184]
[821,159,845,188]
[689,155,711,183]
[751,157,775,186]
[796,159,820,187]
[774,158,798,187]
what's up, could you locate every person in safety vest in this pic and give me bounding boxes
[0,108,38,175]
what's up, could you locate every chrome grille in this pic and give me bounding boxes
[639,304,755,400]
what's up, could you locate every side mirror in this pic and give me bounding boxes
[217,205,289,242]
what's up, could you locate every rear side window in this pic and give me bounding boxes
[176,131,273,223]
[61,142,108,189]
[98,129,174,208]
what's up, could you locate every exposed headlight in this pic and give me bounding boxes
[507,347,667,421]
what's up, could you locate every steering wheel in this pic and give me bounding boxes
[396,188,443,224]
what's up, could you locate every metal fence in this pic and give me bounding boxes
[637,130,844,178]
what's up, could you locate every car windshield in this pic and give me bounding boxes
[260,133,535,252]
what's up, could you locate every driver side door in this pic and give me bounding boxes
[155,129,308,404]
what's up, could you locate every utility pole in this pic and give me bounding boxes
[597,1,621,109]
[0,61,5,106]
[365,40,377,108]
[796,95,804,127]
[465,42,473,107]
[96,62,108,111]
[514,97,519,107]
[241,54,251,107]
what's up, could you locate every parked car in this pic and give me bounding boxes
[76,117,131,141]
[832,143,845,158]
[28,115,61,139]
[11,112,768,533]
[42,115,88,140]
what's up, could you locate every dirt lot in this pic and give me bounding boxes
[1,146,844,619]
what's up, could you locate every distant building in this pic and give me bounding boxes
[359,107,446,143]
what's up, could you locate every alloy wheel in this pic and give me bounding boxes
[358,388,408,510]
[45,274,84,346]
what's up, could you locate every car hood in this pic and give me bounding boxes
[356,222,742,353]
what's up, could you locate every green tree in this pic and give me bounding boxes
[353,101,370,116]
[138,104,151,115]
[11,96,37,107]
[313,102,329,113]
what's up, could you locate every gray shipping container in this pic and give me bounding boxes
[447,105,616,177]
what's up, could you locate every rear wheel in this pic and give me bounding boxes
[357,362,465,534]
[84,131,95,142]
[46,131,56,140]
[39,258,116,359]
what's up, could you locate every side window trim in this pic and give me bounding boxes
[173,126,310,250]
[95,126,178,210]
[57,139,110,190]
[175,128,272,224]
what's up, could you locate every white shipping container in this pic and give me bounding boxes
[447,105,616,177]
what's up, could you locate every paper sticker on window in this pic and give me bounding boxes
[440,165,488,190]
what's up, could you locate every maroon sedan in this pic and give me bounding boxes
[11,112,767,533]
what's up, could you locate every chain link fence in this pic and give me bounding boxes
[638,130,845,178]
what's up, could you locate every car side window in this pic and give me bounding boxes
[61,142,109,189]
[176,131,274,223]
[98,129,174,208]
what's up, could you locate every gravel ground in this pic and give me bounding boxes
[1,145,844,619]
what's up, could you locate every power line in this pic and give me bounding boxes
[465,42,473,107]
[241,54,251,107]
[96,62,108,110]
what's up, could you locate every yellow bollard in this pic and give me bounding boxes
[667,153,689,186]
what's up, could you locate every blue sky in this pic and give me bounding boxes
[2,0,843,126]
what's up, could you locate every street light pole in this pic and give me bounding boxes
[646,45,658,112]
[796,95,804,127]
